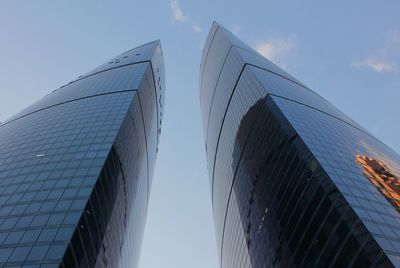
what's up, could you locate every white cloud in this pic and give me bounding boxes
[351,59,397,73]
[352,29,400,73]
[255,36,296,65]
[170,0,186,22]
[193,25,203,33]
[169,0,203,34]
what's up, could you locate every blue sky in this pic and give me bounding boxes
[0,1,399,267]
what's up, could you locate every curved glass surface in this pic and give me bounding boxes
[200,22,400,268]
[0,40,165,267]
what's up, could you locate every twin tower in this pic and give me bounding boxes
[0,22,399,268]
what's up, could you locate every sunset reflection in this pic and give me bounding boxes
[356,155,400,210]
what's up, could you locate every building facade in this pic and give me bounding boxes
[200,22,400,267]
[0,41,165,267]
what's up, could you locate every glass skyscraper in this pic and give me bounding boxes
[200,22,400,267]
[0,41,164,267]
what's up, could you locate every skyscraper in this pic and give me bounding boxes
[200,22,400,267]
[0,41,165,267]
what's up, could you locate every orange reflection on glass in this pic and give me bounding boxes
[356,155,400,210]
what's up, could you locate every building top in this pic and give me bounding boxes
[199,22,303,100]
[199,22,376,142]
[2,41,165,139]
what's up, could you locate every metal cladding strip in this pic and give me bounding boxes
[210,64,247,204]
[267,94,389,149]
[203,38,340,144]
[148,60,161,150]
[136,89,151,209]
[0,61,147,127]
[0,89,138,128]
[203,43,330,144]
[204,45,234,143]
[82,40,159,77]
[124,42,164,213]
[200,22,299,114]
[246,65,383,143]
[206,52,304,205]
[64,60,149,87]
[199,22,219,101]
[218,95,271,266]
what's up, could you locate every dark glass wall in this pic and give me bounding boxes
[0,40,165,267]
[200,22,400,268]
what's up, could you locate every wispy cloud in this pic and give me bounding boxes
[255,35,296,68]
[170,0,186,22]
[351,59,396,73]
[169,0,203,34]
[193,25,203,33]
[352,29,400,73]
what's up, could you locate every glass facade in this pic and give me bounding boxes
[200,22,400,268]
[0,40,165,267]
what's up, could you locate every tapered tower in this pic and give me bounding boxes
[200,22,400,267]
[0,41,165,267]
